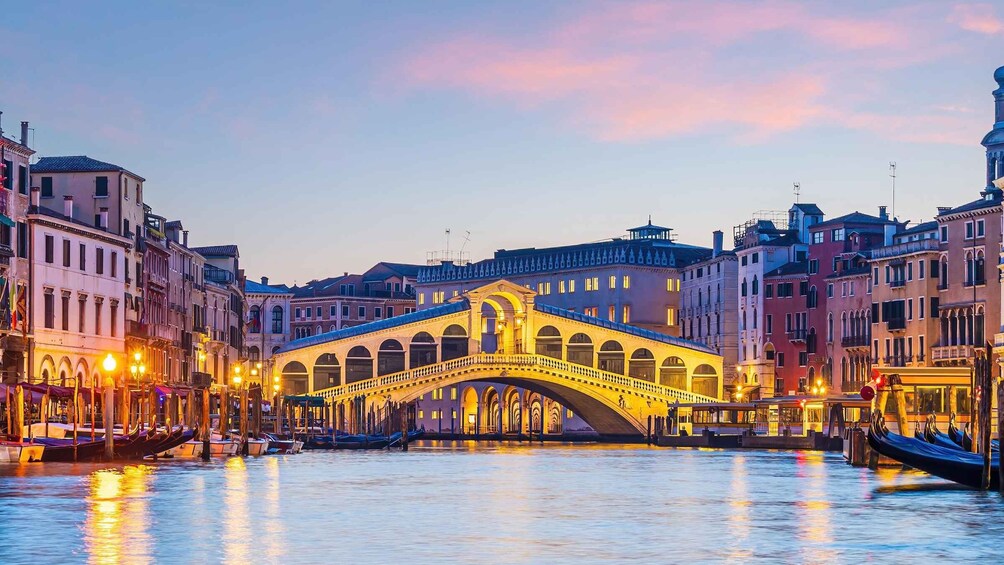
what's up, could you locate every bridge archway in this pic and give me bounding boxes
[410,332,437,368]
[442,325,468,361]
[313,353,340,391]
[346,346,373,384]
[629,348,656,382]
[377,340,405,376]
[460,385,478,434]
[281,361,308,394]
[481,386,501,434]
[502,385,522,433]
[535,326,562,359]
[693,364,719,397]
[598,340,625,375]
[660,357,687,389]
[567,333,593,367]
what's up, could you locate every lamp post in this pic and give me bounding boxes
[129,351,146,429]
[233,366,248,455]
[101,353,117,459]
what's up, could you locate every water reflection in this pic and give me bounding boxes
[263,456,286,561]
[84,465,152,564]
[726,454,751,561]
[795,452,832,561]
[224,456,250,563]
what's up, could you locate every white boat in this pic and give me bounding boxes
[0,441,44,463]
[247,438,269,456]
[208,434,241,456]
[163,440,203,458]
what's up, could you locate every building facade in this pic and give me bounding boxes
[28,199,129,388]
[192,245,245,386]
[245,276,293,380]
[679,231,739,386]
[0,121,34,382]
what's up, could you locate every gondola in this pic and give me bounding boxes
[919,419,967,452]
[867,412,999,490]
[144,428,196,458]
[302,436,335,450]
[34,437,107,462]
[331,433,391,450]
[948,420,972,451]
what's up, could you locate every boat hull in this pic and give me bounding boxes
[0,443,44,463]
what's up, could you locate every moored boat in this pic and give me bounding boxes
[0,441,44,463]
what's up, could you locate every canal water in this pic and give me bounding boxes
[2,442,1003,563]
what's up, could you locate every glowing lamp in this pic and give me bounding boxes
[102,354,117,373]
[233,375,242,386]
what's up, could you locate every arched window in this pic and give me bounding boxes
[378,339,406,375]
[247,346,260,362]
[248,305,261,333]
[966,251,974,285]
[271,306,284,334]
[660,357,687,389]
[628,349,656,382]
[442,324,469,360]
[410,332,437,368]
[752,308,757,330]
[598,341,625,374]
[535,326,562,359]
[827,313,833,342]
[346,346,373,383]
[741,278,747,297]
[975,250,986,285]
[567,333,593,366]
[752,276,759,295]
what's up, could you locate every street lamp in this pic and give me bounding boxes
[735,384,743,402]
[101,353,117,459]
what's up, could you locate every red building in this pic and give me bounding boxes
[763,261,808,395]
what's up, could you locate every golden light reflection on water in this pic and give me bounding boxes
[726,454,751,560]
[84,465,152,565]
[224,456,250,563]
[795,451,832,561]
[263,456,286,561]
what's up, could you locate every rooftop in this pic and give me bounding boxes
[245,279,292,295]
[812,211,894,229]
[765,261,808,278]
[31,155,145,181]
[191,244,239,258]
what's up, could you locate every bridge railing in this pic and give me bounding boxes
[311,354,719,405]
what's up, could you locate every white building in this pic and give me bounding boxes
[28,194,129,387]
[679,231,739,381]
[245,276,292,381]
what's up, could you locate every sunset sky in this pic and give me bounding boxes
[2,1,1002,284]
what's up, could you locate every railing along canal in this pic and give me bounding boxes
[310,354,719,404]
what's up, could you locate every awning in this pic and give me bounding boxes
[284,395,325,407]
[0,214,14,228]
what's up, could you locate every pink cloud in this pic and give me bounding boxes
[949,3,1004,35]
[393,1,977,144]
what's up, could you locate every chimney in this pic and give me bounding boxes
[937,206,951,215]
[99,207,109,229]
[30,186,39,208]
[878,206,888,220]
[261,276,269,286]
[712,230,723,257]
[182,230,189,247]
[20,121,28,147]
[63,195,73,219]
[344,272,348,276]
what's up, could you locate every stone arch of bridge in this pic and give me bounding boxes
[387,370,653,438]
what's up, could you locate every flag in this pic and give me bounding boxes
[8,279,15,331]
[15,282,27,335]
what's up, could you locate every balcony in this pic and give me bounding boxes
[841,335,870,349]
[192,324,208,335]
[931,345,974,362]
[191,371,213,388]
[889,279,906,288]
[126,320,148,339]
[786,329,806,342]
[870,238,939,259]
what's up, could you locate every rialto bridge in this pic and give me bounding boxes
[272,280,723,439]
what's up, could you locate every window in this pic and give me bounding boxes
[111,252,118,278]
[812,232,824,244]
[622,305,630,323]
[907,262,913,281]
[61,294,69,331]
[751,253,759,264]
[920,297,925,319]
[940,226,948,242]
[17,223,27,258]
[741,255,748,266]
[44,235,54,263]
[777,352,785,367]
[78,297,86,333]
[559,280,566,294]
[568,279,576,293]
[666,308,675,326]
[62,239,70,267]
[96,248,104,275]
[110,302,118,337]
[95,176,109,197]
[41,176,53,198]
[609,275,616,289]
[418,293,425,305]
[828,283,834,298]
[919,260,925,279]
[387,306,394,317]
[315,306,321,318]
[965,221,974,239]
[17,165,26,195]
[798,352,808,366]
[374,307,382,318]
[272,306,284,334]
[358,306,366,318]
[831,228,845,241]
[342,304,349,317]
[623,275,631,288]
[765,284,773,299]
[608,305,615,321]
[1,160,10,189]
[295,307,301,319]
[908,298,913,320]
[766,314,772,334]
[330,305,336,317]
[977,219,985,237]
[43,290,54,329]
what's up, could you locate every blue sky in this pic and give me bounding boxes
[1,1,1002,284]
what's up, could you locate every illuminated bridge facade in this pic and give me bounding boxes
[273,280,723,438]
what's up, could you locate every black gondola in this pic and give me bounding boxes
[867,413,999,490]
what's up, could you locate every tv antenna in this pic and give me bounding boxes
[889,162,897,219]
[459,230,471,256]
[793,182,800,203]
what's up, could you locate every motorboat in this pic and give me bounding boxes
[264,433,303,454]
[0,441,44,463]
[246,437,269,456]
